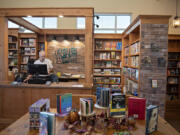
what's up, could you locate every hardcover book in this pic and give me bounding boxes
[128,97,146,119]
[110,93,126,116]
[56,93,72,114]
[40,112,56,135]
[145,105,158,135]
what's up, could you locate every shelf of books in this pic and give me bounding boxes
[8,29,19,75]
[122,26,140,95]
[19,33,38,73]
[93,34,122,92]
[167,35,180,102]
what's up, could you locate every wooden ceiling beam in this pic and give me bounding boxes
[8,17,42,34]
[0,8,94,17]
[42,29,85,35]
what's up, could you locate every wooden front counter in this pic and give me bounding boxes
[0,82,92,120]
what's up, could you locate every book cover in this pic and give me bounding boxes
[145,105,158,135]
[128,97,146,119]
[110,93,126,116]
[40,112,56,135]
[57,93,72,114]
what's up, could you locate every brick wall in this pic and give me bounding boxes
[139,24,168,117]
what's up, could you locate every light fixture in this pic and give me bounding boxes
[94,15,100,20]
[94,24,99,28]
[59,15,64,18]
[27,15,32,18]
[173,0,180,28]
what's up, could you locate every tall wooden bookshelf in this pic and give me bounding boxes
[8,28,19,80]
[122,26,140,95]
[93,34,122,93]
[19,33,38,73]
[165,34,180,119]
[122,15,170,117]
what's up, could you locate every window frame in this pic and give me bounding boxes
[94,13,132,33]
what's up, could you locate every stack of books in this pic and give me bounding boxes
[96,87,110,107]
[29,98,50,129]
[80,98,94,115]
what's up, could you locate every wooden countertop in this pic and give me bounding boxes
[0,81,92,90]
[0,109,179,135]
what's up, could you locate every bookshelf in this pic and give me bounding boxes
[8,28,19,78]
[166,35,180,101]
[19,33,38,73]
[122,15,170,117]
[122,25,140,95]
[93,34,122,92]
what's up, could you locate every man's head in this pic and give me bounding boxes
[39,51,46,62]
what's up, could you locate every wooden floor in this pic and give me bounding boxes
[165,100,180,133]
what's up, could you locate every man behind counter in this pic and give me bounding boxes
[24,51,58,83]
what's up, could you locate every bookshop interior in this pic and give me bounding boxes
[0,0,180,135]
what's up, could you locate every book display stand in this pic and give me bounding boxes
[111,114,126,124]
[94,103,110,118]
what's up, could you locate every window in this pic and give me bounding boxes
[8,21,19,28]
[77,17,85,29]
[23,17,43,28]
[44,17,57,29]
[77,14,131,33]
[94,14,131,33]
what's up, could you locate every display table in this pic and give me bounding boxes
[0,109,179,135]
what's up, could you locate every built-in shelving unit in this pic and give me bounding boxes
[93,34,122,91]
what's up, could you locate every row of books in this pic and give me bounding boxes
[123,67,139,81]
[96,87,110,107]
[95,41,122,50]
[95,84,121,90]
[167,77,178,84]
[20,65,27,71]
[21,48,36,55]
[29,98,50,129]
[168,52,180,59]
[130,42,140,55]
[56,93,72,114]
[124,57,128,65]
[21,56,29,64]
[80,98,94,115]
[125,78,138,95]
[125,47,129,56]
[94,69,121,75]
[94,77,121,84]
[130,56,139,67]
[167,86,178,93]
[8,51,18,57]
[95,52,121,60]
[8,36,17,43]
[166,94,179,101]
[167,69,179,76]
[94,61,121,68]
[20,38,36,47]
[168,61,180,68]
[8,43,17,49]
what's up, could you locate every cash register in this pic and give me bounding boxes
[27,64,51,84]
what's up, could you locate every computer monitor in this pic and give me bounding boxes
[28,64,48,75]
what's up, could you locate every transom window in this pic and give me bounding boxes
[77,14,131,33]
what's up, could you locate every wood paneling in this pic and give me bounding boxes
[42,29,85,35]
[0,17,8,81]
[94,34,122,39]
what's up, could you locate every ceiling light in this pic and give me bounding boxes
[173,0,180,28]
[59,15,64,18]
[27,15,32,18]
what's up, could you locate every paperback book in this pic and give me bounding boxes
[80,98,94,115]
